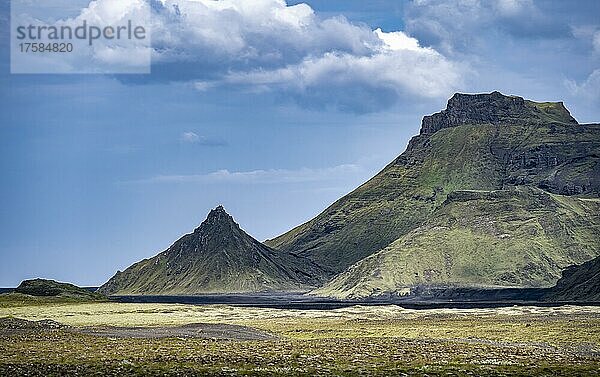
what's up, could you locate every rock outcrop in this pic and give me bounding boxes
[420,91,577,134]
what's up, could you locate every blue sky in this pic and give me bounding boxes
[1,0,599,287]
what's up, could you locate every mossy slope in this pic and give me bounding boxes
[98,206,323,295]
[545,253,600,301]
[314,188,600,298]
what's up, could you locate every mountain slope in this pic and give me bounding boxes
[544,255,600,302]
[98,206,323,295]
[267,92,600,277]
[314,188,600,298]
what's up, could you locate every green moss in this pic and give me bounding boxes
[0,303,599,376]
[0,293,107,308]
[316,188,600,299]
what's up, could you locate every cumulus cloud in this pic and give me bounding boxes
[130,164,363,184]
[221,43,461,112]
[405,0,569,54]
[11,0,152,73]
[49,0,463,112]
[565,69,600,104]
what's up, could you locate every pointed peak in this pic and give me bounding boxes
[211,204,227,214]
[206,205,233,220]
[195,205,239,234]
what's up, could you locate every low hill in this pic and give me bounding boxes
[0,278,107,306]
[14,279,104,300]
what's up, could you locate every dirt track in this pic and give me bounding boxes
[0,317,275,341]
[77,322,276,340]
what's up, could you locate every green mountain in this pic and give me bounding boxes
[545,255,600,302]
[15,278,105,300]
[98,206,323,295]
[265,91,600,298]
[314,188,600,298]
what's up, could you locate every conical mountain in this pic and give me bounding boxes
[266,91,600,298]
[98,206,323,295]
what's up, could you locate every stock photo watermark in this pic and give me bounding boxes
[11,0,151,74]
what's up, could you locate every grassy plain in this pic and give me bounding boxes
[1,299,599,376]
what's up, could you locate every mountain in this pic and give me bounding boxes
[98,206,323,295]
[265,91,600,298]
[14,279,105,300]
[544,255,600,302]
[314,188,600,298]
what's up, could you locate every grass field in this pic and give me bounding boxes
[1,300,599,376]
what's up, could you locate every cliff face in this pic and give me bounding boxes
[98,206,324,295]
[420,91,577,134]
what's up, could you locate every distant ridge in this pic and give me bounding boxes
[14,278,105,300]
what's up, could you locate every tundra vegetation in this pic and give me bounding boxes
[1,298,599,376]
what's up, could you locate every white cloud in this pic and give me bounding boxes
[223,46,461,111]
[148,0,378,66]
[18,0,465,109]
[180,131,200,143]
[374,28,422,52]
[179,131,226,146]
[55,0,463,111]
[565,69,600,104]
[11,0,152,73]
[130,164,363,185]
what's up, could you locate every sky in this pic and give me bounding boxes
[1,0,599,287]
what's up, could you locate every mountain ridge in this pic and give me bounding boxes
[544,254,600,302]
